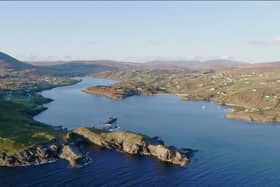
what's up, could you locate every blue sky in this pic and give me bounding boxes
[1,1,280,62]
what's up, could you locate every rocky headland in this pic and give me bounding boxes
[69,127,192,167]
[0,128,192,168]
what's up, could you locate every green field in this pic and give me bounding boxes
[0,95,65,155]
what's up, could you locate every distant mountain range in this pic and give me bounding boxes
[142,59,248,69]
[36,63,119,77]
[1,51,280,76]
[0,52,119,76]
[250,61,280,68]
[29,58,248,70]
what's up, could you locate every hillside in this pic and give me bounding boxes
[144,59,247,70]
[28,58,248,72]
[36,63,119,77]
[0,95,64,155]
[89,67,280,123]
[0,52,33,70]
[0,52,121,77]
[249,61,280,69]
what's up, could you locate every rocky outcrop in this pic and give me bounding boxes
[0,127,192,168]
[0,143,89,167]
[146,144,188,166]
[59,144,89,167]
[0,144,59,167]
[71,127,192,167]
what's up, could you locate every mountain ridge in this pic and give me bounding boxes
[0,51,33,70]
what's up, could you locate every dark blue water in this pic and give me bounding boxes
[1,77,280,187]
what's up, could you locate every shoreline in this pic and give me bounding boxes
[0,77,192,168]
[85,83,280,124]
[0,78,85,168]
[33,78,82,126]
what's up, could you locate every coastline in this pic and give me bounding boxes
[85,83,280,124]
[0,77,192,168]
[0,78,87,167]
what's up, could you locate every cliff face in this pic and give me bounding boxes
[0,143,89,167]
[71,127,191,167]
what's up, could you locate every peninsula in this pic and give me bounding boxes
[87,68,280,123]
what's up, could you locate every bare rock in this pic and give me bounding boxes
[71,127,191,167]
[59,144,89,167]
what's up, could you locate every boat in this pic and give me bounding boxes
[93,116,120,131]
[104,116,118,124]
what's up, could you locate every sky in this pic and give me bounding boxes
[1,1,280,63]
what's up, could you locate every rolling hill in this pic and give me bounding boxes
[36,63,119,77]
[0,52,119,77]
[144,59,248,70]
[0,52,33,70]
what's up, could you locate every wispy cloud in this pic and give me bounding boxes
[248,36,280,46]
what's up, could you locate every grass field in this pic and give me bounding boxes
[0,95,65,155]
